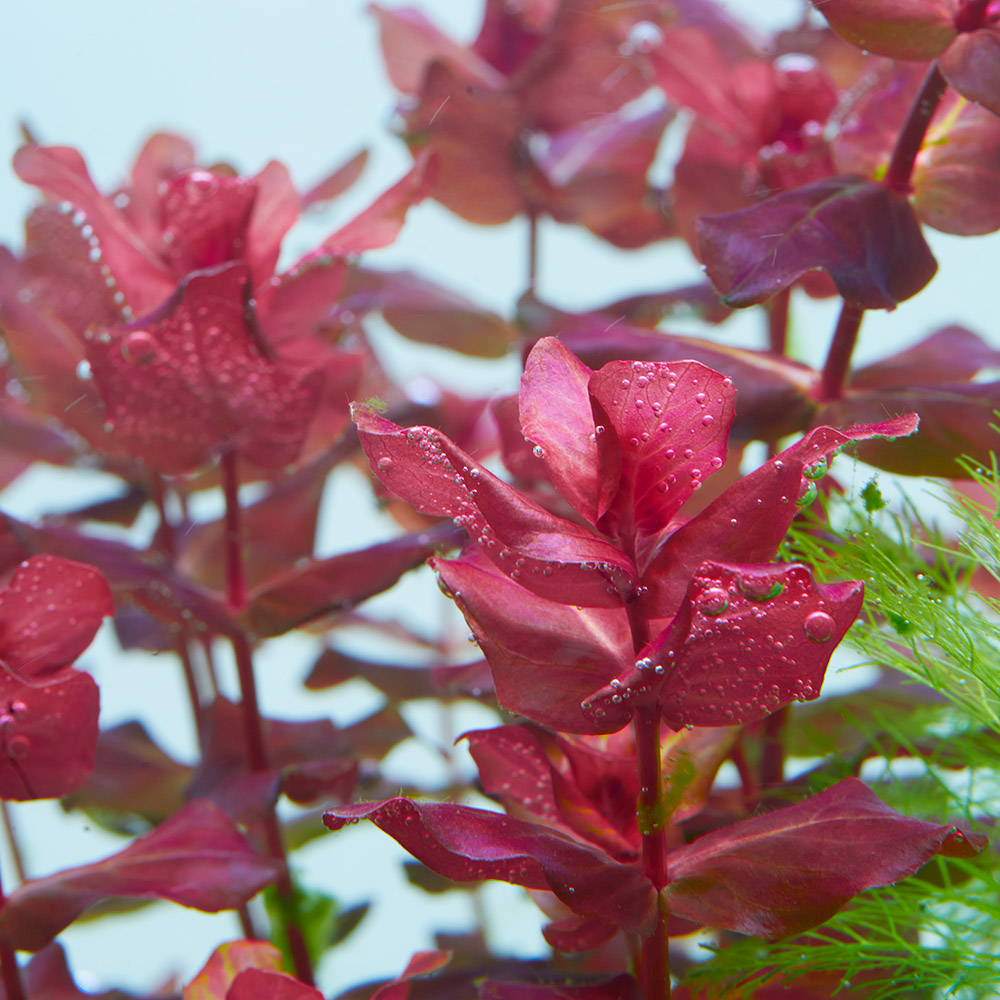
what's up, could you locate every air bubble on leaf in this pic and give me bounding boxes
[6,735,29,760]
[119,330,157,366]
[75,360,93,381]
[532,445,545,458]
[739,574,784,602]
[377,457,394,472]
[803,457,828,480]
[797,481,818,509]
[803,610,835,642]
[699,586,729,616]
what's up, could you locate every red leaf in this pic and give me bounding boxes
[465,725,638,860]
[227,969,322,1000]
[641,416,919,618]
[590,360,736,542]
[818,385,1000,476]
[301,149,368,209]
[0,799,280,951]
[851,326,1000,388]
[941,26,1000,117]
[697,175,937,309]
[84,262,323,473]
[158,170,257,275]
[184,941,284,1000]
[339,268,518,358]
[519,338,608,526]
[323,797,657,935]
[645,564,859,728]
[480,976,639,1000]
[0,554,112,679]
[914,100,1000,234]
[246,160,300,296]
[0,670,99,801]
[433,554,632,735]
[12,145,174,317]
[354,406,636,608]
[809,0,957,60]
[665,777,986,939]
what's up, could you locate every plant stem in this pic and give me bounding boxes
[627,599,670,1000]
[0,803,26,886]
[766,287,790,356]
[884,62,947,194]
[760,707,788,789]
[0,864,25,1000]
[220,449,314,986]
[220,450,248,613]
[527,209,539,296]
[818,301,864,401]
[150,472,207,751]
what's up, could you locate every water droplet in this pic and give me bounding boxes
[803,610,835,642]
[803,456,828,480]
[797,481,818,509]
[75,359,93,381]
[702,414,714,426]
[377,457,394,472]
[740,574,785,602]
[532,444,545,458]
[121,330,157,365]
[7,734,29,760]
[700,586,729,616]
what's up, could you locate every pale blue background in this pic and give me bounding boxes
[0,0,995,994]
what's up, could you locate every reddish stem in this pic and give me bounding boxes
[0,802,26,885]
[220,451,314,986]
[760,706,789,789]
[884,62,948,194]
[0,866,25,1000]
[730,740,759,812]
[220,449,247,613]
[627,600,670,1000]
[818,301,864,402]
[766,287,790,356]
[527,209,539,296]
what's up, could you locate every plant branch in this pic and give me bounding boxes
[766,287,790,356]
[220,449,314,986]
[627,597,669,1000]
[884,62,948,194]
[0,864,25,1000]
[0,802,26,886]
[818,301,864,401]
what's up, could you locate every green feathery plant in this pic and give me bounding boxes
[685,464,1000,999]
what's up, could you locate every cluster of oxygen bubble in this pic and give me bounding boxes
[57,201,134,322]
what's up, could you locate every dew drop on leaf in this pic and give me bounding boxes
[121,331,157,366]
[803,610,835,642]
[699,587,729,616]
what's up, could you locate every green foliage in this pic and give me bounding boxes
[688,467,1000,998]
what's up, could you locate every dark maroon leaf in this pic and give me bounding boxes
[323,798,656,936]
[0,799,280,950]
[305,647,437,702]
[243,523,459,638]
[664,777,986,939]
[62,721,191,830]
[339,269,518,359]
[851,326,1000,389]
[0,670,99,801]
[354,406,636,608]
[809,0,957,60]
[433,553,632,735]
[818,387,1000,476]
[697,175,937,309]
